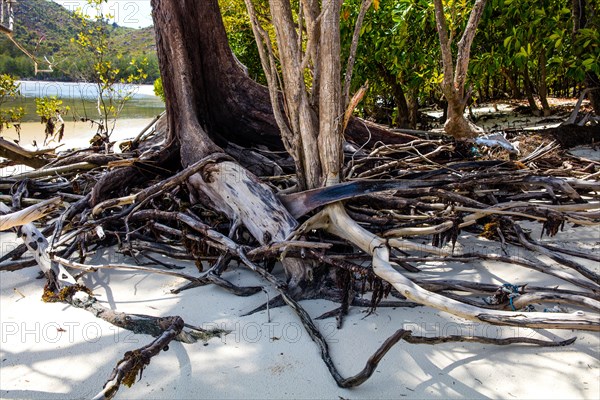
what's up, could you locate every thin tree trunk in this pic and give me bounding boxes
[407,87,419,129]
[269,0,322,189]
[538,51,552,116]
[571,0,600,114]
[379,64,410,128]
[433,0,486,139]
[522,68,541,116]
[318,0,343,186]
[571,0,586,32]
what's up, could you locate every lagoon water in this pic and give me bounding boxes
[10,80,165,122]
[1,81,164,150]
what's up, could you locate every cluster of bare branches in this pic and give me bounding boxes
[1,121,599,397]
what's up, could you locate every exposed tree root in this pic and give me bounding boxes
[2,114,599,395]
[321,203,599,331]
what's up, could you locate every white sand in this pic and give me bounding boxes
[1,222,598,399]
[2,118,157,152]
[1,109,599,398]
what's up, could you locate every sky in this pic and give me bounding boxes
[52,0,154,29]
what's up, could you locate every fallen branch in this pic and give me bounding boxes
[8,161,95,180]
[0,197,62,231]
[0,137,49,168]
[92,316,184,400]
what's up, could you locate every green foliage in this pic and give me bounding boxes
[341,0,440,126]
[35,96,70,144]
[0,75,25,134]
[219,0,266,84]
[0,75,21,103]
[153,77,165,102]
[470,0,599,104]
[69,0,150,139]
[35,96,69,121]
[563,23,600,82]
[3,0,597,126]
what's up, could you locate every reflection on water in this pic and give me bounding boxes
[4,80,165,122]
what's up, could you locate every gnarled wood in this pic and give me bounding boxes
[0,137,49,168]
[322,203,600,331]
[151,0,308,285]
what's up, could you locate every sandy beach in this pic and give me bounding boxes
[1,220,598,399]
[0,105,599,399]
[1,118,158,152]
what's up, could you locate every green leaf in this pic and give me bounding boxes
[555,38,562,49]
[582,58,594,68]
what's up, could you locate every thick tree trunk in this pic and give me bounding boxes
[151,0,310,287]
[150,0,283,151]
[445,100,482,139]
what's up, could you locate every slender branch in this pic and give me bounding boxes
[343,0,373,108]
[454,0,487,98]
[92,317,184,400]
[433,0,455,95]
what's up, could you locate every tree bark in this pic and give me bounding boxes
[151,0,310,287]
[538,51,552,116]
[407,87,419,129]
[0,138,48,169]
[500,68,520,98]
[150,0,284,151]
[379,64,410,128]
[433,0,486,139]
[318,0,344,186]
[147,0,416,287]
[522,67,541,116]
[269,0,322,189]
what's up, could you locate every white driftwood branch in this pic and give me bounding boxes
[0,197,62,231]
[323,203,600,331]
[0,200,75,285]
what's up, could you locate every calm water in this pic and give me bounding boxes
[5,80,165,122]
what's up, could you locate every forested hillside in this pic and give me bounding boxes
[0,0,159,82]
[1,0,598,126]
